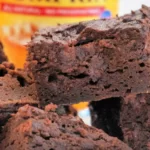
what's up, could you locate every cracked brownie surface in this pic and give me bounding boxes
[0,105,132,150]
[27,6,150,106]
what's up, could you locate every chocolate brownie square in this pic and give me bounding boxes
[27,6,150,106]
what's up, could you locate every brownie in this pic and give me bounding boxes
[0,42,7,63]
[0,63,38,127]
[90,94,150,150]
[27,5,150,106]
[0,105,132,150]
[120,93,150,150]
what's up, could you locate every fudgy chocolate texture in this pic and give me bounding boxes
[0,42,7,63]
[27,6,150,106]
[120,94,150,150]
[0,63,38,127]
[0,105,132,150]
[90,94,150,150]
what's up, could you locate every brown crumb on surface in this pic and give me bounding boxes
[45,103,58,112]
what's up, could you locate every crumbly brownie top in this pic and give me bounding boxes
[0,105,132,150]
[29,5,150,47]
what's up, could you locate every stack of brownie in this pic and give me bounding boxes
[0,5,150,150]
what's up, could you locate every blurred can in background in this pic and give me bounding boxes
[0,0,119,68]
